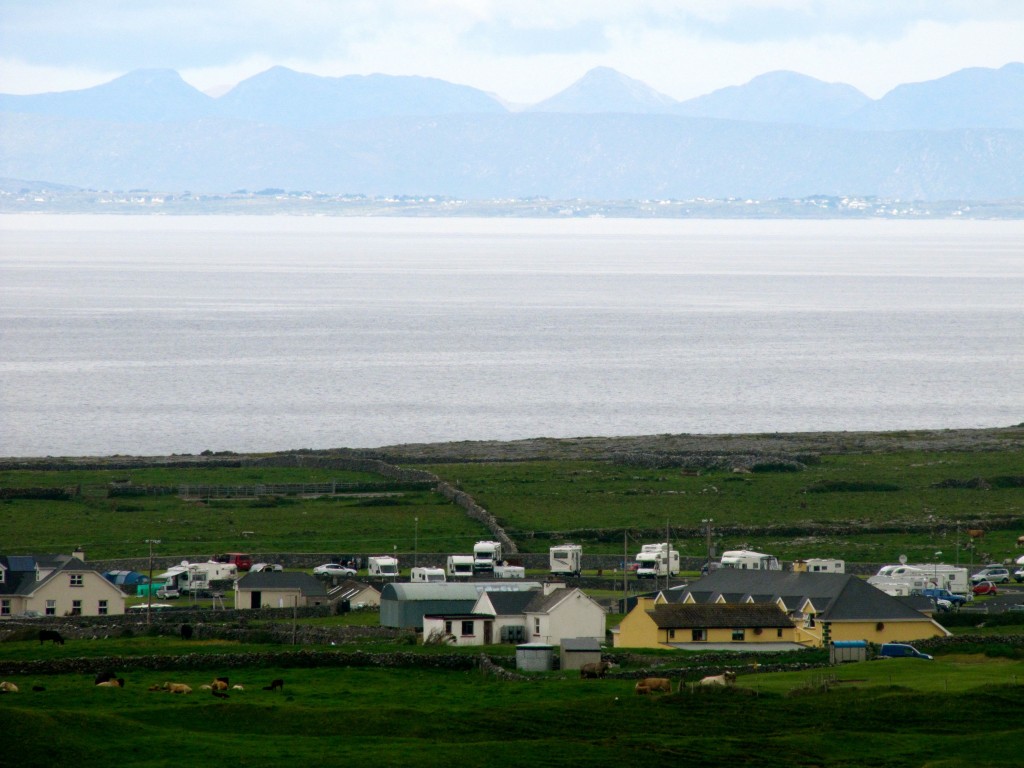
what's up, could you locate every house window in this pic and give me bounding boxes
[98,600,108,616]
[669,629,676,639]
[444,620,453,635]
[70,573,84,587]
[46,600,56,616]
[461,620,475,637]
[732,629,745,641]
[71,600,82,615]
[777,628,784,638]
[0,599,10,616]
[692,629,706,641]
[534,617,541,635]
[0,569,5,584]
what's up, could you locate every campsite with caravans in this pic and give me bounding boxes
[2,430,1024,766]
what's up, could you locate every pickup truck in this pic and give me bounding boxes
[921,588,968,607]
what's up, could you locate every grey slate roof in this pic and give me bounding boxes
[0,554,96,597]
[676,570,933,623]
[237,571,327,596]
[651,602,794,629]
[484,589,541,616]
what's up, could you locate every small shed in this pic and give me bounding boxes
[830,640,867,664]
[516,643,555,672]
[559,637,602,671]
[380,582,542,630]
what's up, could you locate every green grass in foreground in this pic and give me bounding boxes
[1,656,1022,767]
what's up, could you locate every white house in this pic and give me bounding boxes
[0,553,126,618]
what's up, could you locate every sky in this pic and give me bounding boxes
[1,1,1023,104]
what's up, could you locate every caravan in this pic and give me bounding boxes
[720,550,781,571]
[549,544,583,577]
[446,555,474,578]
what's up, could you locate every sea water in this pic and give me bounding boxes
[1,215,1021,456]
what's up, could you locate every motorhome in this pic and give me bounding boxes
[792,558,845,574]
[156,560,238,597]
[870,564,969,594]
[719,550,781,571]
[368,556,399,578]
[446,555,474,578]
[634,543,680,579]
[473,541,503,574]
[549,544,583,577]
[410,567,446,583]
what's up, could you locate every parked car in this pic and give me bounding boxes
[970,566,1010,584]
[1013,568,1024,584]
[155,586,180,599]
[972,580,998,596]
[250,562,284,573]
[878,643,933,660]
[1007,604,1024,613]
[313,563,357,578]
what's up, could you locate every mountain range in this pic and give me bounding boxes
[2,63,1023,199]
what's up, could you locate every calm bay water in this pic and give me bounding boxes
[1,215,1022,457]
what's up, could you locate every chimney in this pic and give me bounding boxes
[72,547,86,562]
[543,579,566,595]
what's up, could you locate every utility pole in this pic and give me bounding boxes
[145,539,160,626]
[414,517,419,568]
[702,519,713,571]
[623,530,628,610]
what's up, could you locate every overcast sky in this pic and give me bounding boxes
[2,1,1022,103]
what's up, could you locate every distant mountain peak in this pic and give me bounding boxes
[530,66,677,114]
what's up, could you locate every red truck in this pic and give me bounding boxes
[214,552,253,571]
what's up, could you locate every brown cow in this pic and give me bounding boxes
[580,661,613,679]
[967,529,985,539]
[635,677,672,695]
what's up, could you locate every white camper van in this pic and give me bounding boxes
[634,543,680,579]
[446,555,474,578]
[410,567,446,583]
[368,556,399,578]
[549,544,583,577]
[473,541,503,574]
[719,550,781,571]
[793,558,845,574]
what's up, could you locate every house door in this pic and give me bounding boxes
[484,621,493,644]
[250,591,261,609]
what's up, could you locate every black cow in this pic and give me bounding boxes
[180,624,193,640]
[39,629,65,646]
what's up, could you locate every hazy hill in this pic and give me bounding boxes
[529,67,678,114]
[2,63,1023,199]
[846,62,1024,130]
[673,71,871,126]
[215,66,507,126]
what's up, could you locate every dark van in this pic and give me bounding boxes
[878,643,932,660]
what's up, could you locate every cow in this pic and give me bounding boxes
[180,624,193,641]
[1016,535,1024,548]
[967,529,985,540]
[634,677,672,695]
[0,681,18,693]
[263,678,284,692]
[94,671,118,686]
[699,671,738,687]
[164,682,192,694]
[579,661,612,679]
[39,629,64,646]
[211,677,229,692]
[96,678,124,688]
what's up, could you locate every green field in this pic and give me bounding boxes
[1,651,1021,767]
[424,452,1024,563]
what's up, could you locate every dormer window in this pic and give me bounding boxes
[70,573,84,587]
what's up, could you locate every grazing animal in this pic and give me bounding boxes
[263,678,284,692]
[200,684,213,690]
[634,677,672,695]
[579,661,613,679]
[231,684,245,691]
[0,681,18,693]
[164,682,192,695]
[1016,535,1024,548]
[96,678,124,688]
[967,529,985,539]
[147,684,164,692]
[39,629,65,646]
[211,678,229,692]
[180,624,193,641]
[94,671,118,686]
[699,671,738,687]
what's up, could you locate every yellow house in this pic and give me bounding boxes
[614,599,798,649]
[615,571,949,649]
[0,553,125,618]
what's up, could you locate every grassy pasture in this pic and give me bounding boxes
[1,655,1021,767]
[424,451,1024,562]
